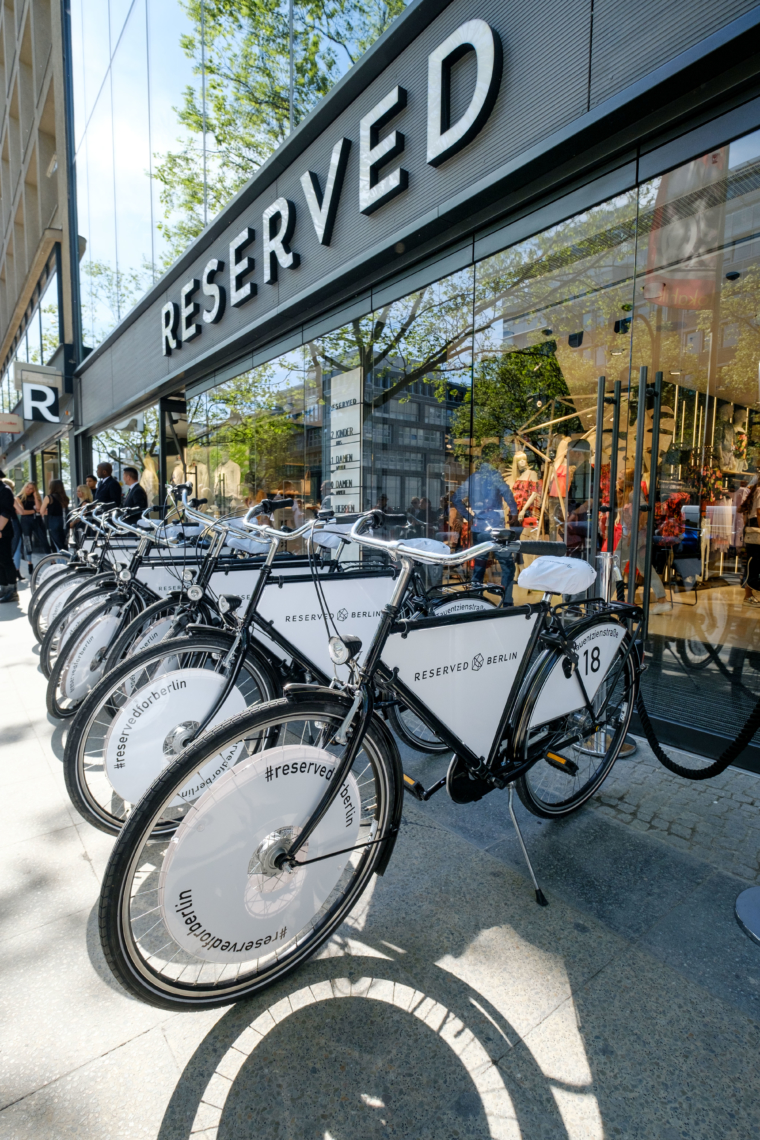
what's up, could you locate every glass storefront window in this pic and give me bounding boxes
[91,403,161,504]
[473,191,639,589]
[630,128,760,748]
[102,120,760,756]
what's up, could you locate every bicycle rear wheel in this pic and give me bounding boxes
[515,617,637,818]
[98,692,401,1009]
[64,631,279,833]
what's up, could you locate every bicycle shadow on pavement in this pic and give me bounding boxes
[151,806,760,1140]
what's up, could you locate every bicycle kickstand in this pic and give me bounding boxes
[508,785,548,907]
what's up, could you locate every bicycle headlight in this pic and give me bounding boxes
[118,568,131,582]
[186,584,203,601]
[328,634,362,665]
[182,568,195,582]
[218,594,242,615]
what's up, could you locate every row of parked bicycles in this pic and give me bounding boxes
[29,485,644,1010]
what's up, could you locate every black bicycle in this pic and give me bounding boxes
[98,509,641,1009]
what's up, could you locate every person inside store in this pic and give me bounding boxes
[122,466,148,514]
[93,462,122,506]
[14,480,42,579]
[740,480,760,606]
[453,456,520,603]
[40,479,69,551]
[0,469,20,604]
[615,469,669,613]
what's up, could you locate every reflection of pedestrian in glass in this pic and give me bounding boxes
[453,461,519,602]
[615,470,668,612]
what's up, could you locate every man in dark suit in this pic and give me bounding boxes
[123,466,148,513]
[94,462,122,507]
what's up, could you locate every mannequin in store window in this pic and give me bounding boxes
[715,403,737,472]
[507,451,542,522]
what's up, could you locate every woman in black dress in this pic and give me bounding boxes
[14,481,41,577]
[41,479,69,551]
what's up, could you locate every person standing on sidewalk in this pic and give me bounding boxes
[14,480,41,579]
[0,469,19,603]
[41,479,69,551]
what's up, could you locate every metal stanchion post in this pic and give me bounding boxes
[736,887,760,946]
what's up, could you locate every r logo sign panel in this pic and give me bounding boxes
[22,383,60,423]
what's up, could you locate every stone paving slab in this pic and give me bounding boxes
[2,581,760,1138]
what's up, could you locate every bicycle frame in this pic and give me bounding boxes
[272,513,642,867]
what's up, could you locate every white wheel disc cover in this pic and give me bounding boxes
[43,578,80,626]
[128,615,175,658]
[159,745,361,963]
[37,562,68,589]
[432,596,493,616]
[58,594,103,644]
[103,668,248,804]
[60,612,122,700]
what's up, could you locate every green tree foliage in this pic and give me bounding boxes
[154,0,407,261]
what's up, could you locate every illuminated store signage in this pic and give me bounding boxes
[161,18,501,357]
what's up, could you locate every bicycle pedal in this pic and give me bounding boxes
[545,751,579,777]
[403,774,426,801]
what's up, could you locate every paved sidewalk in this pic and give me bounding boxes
[1,580,760,1139]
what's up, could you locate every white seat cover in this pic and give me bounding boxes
[518,555,596,594]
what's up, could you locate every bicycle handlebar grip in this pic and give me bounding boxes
[258,497,294,514]
[519,541,567,557]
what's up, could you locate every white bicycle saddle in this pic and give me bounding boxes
[518,555,597,595]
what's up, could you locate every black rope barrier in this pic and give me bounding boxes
[635,686,760,781]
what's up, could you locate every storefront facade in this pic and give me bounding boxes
[75,0,760,766]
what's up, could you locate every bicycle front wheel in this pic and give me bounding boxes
[64,630,279,834]
[515,619,638,818]
[98,692,402,1010]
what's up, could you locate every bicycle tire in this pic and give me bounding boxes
[103,595,218,674]
[387,591,498,754]
[64,630,280,834]
[677,637,719,671]
[98,691,402,1009]
[514,616,638,818]
[31,551,72,594]
[40,586,114,679]
[33,568,115,643]
[29,565,94,638]
[46,594,139,719]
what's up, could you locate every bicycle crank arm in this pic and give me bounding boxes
[402,774,447,801]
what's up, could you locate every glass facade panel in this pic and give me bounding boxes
[473,191,639,590]
[632,128,760,744]
[91,402,161,504]
[111,2,153,302]
[80,82,118,344]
